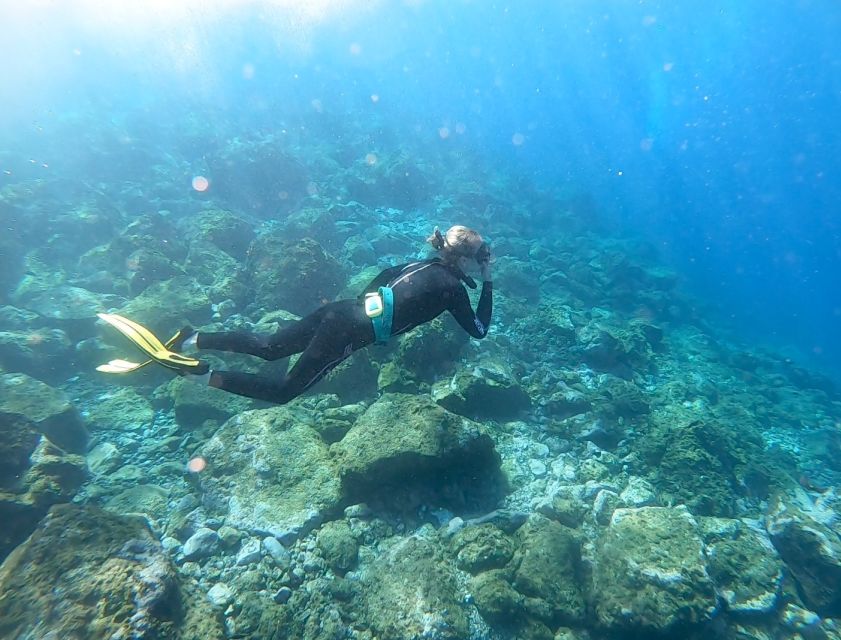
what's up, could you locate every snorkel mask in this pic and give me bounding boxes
[474,242,491,265]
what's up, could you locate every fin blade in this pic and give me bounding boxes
[97,313,168,357]
[96,358,149,374]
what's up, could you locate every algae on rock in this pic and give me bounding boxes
[199,407,343,544]
[0,503,224,640]
[591,506,718,634]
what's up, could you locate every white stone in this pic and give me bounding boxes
[207,582,234,608]
[235,539,262,566]
[86,442,122,475]
[182,527,220,560]
[529,459,547,477]
[620,476,657,507]
[262,536,291,568]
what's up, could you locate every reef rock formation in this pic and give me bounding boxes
[591,505,718,634]
[198,407,343,544]
[0,503,223,639]
[331,392,505,510]
[0,372,88,453]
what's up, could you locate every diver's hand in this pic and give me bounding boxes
[475,241,492,281]
[480,261,492,282]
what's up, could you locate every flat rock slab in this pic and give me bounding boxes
[199,407,342,544]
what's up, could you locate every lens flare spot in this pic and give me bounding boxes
[187,456,207,474]
[192,175,209,192]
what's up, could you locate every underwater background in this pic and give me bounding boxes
[1,1,840,639]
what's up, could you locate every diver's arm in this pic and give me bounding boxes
[450,281,493,339]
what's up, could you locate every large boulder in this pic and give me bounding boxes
[591,506,718,634]
[701,517,783,615]
[185,208,255,260]
[431,358,532,421]
[0,372,88,453]
[198,407,343,543]
[246,233,344,316]
[0,327,72,381]
[511,516,586,627]
[0,504,223,639]
[154,376,257,431]
[331,393,505,510]
[767,496,841,617]
[359,535,469,640]
[84,386,154,432]
[0,428,87,560]
[114,276,212,337]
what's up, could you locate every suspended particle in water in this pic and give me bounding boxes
[455,122,466,135]
[365,153,378,166]
[242,63,255,79]
[371,94,380,103]
[438,127,450,139]
[640,138,654,151]
[186,456,207,474]
[307,182,319,196]
[349,42,362,56]
[663,62,674,72]
[512,132,525,146]
[192,175,209,192]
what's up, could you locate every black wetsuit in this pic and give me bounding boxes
[199,259,493,404]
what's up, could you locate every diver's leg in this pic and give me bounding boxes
[196,305,330,360]
[208,304,360,404]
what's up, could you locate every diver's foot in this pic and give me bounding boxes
[169,325,198,353]
[182,369,212,384]
[172,358,210,377]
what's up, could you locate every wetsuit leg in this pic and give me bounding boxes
[208,301,373,404]
[197,306,330,360]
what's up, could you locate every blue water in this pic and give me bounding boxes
[5,3,841,638]
[3,0,839,381]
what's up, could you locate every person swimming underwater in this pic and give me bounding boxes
[97,225,493,405]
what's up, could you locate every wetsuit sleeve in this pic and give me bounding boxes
[358,264,408,298]
[450,281,493,339]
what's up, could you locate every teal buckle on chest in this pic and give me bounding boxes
[365,286,394,345]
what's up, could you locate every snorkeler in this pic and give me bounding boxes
[97,225,493,405]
